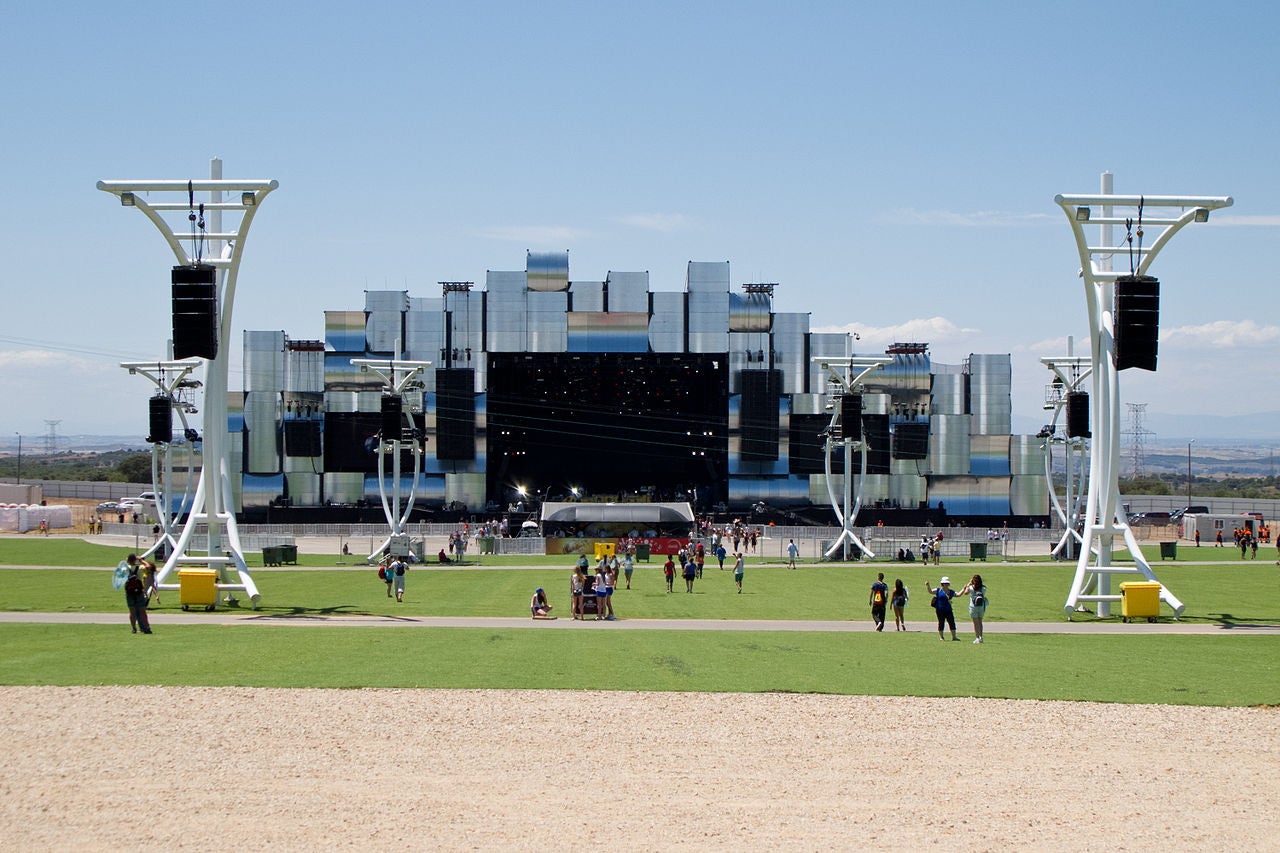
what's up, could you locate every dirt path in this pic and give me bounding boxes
[0,686,1275,851]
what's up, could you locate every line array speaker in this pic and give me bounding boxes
[147,395,172,444]
[1114,274,1159,371]
[840,394,862,438]
[171,264,218,360]
[381,394,403,440]
[284,420,322,457]
[1066,391,1091,438]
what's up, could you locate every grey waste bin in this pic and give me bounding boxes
[969,542,988,561]
[1159,541,1177,561]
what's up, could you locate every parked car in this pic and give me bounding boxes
[96,501,120,514]
[1129,511,1172,526]
[1169,506,1209,522]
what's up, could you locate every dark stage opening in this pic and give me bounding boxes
[486,353,728,506]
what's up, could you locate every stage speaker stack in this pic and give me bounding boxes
[147,395,172,444]
[1114,274,1160,371]
[891,422,929,460]
[380,394,403,441]
[436,368,476,460]
[1066,391,1091,438]
[861,413,891,474]
[171,264,218,360]
[284,420,322,457]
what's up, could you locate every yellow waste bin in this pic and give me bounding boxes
[593,541,616,561]
[179,569,219,611]
[1120,581,1161,622]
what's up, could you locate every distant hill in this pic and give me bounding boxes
[1014,411,1280,444]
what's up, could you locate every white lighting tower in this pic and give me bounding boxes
[350,355,432,561]
[1039,350,1091,564]
[815,353,892,561]
[99,160,277,607]
[1054,183,1230,618]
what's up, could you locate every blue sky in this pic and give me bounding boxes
[3,1,1278,438]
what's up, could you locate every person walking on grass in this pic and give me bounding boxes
[389,555,408,602]
[733,552,744,593]
[956,573,988,644]
[925,577,959,642]
[683,557,697,593]
[787,539,799,569]
[122,554,153,635]
[664,554,675,593]
[869,572,889,631]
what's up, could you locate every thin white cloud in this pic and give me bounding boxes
[879,208,1055,227]
[478,225,589,244]
[616,213,692,233]
[814,316,982,348]
[1161,319,1280,348]
[1208,214,1280,227]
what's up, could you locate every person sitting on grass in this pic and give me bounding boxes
[437,548,452,564]
[531,587,555,619]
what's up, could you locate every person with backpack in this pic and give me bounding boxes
[122,554,153,634]
[925,577,959,641]
[389,556,408,602]
[956,573,988,644]
[869,572,889,631]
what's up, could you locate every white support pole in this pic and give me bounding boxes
[1054,184,1231,619]
[99,169,278,608]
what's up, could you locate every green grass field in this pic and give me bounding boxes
[2,538,1277,705]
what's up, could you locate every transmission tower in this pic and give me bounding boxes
[1123,403,1154,478]
[42,420,61,455]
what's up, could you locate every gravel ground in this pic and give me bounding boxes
[1,687,1276,851]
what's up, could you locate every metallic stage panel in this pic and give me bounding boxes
[244,330,285,393]
[930,370,966,415]
[606,271,649,313]
[969,353,1012,435]
[686,260,730,292]
[365,310,402,354]
[243,391,281,474]
[364,290,408,313]
[485,270,527,292]
[1010,475,1049,516]
[889,473,926,508]
[323,472,366,505]
[527,250,569,292]
[926,475,1011,516]
[528,291,568,353]
[325,311,366,352]
[649,292,685,353]
[568,312,648,352]
[728,292,772,332]
[445,471,486,511]
[284,471,321,506]
[570,281,604,313]
[1010,434,1047,476]
[970,434,1011,476]
[928,414,971,475]
[285,345,324,394]
[241,473,283,510]
[772,312,808,395]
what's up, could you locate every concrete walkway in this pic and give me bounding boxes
[2,611,1275,634]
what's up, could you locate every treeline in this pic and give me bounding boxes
[0,450,152,483]
[1120,475,1280,500]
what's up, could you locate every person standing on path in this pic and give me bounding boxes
[890,578,908,631]
[122,554,153,634]
[733,552,744,593]
[787,539,799,569]
[925,577,959,641]
[956,573,988,644]
[869,572,889,631]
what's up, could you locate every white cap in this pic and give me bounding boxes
[940,576,951,585]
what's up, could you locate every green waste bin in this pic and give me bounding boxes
[279,544,298,565]
[479,537,496,555]
[1159,541,1177,561]
[969,542,988,561]
[262,546,282,566]
[635,543,651,562]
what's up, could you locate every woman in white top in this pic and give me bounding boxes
[956,573,987,644]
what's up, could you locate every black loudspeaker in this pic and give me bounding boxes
[436,368,476,460]
[788,413,830,475]
[892,422,929,460]
[1114,275,1159,371]
[861,413,891,474]
[381,394,403,440]
[284,420,322,457]
[171,265,218,360]
[740,370,780,461]
[1066,391,1091,438]
[147,395,172,444]
[840,394,862,437]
